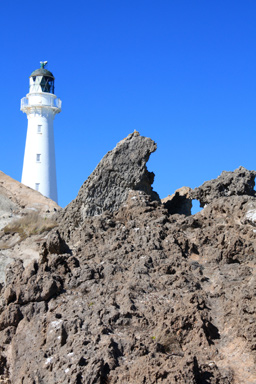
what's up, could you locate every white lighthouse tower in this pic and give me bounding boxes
[21,61,61,203]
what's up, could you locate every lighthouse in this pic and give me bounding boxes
[21,61,61,203]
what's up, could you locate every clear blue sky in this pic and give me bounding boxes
[0,1,256,208]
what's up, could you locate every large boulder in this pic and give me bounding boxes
[191,166,256,208]
[61,131,160,222]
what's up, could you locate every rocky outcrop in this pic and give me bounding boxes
[0,136,255,383]
[191,166,256,208]
[60,131,160,224]
[162,186,192,215]
[0,190,255,383]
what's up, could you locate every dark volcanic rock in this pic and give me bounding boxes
[61,131,160,222]
[191,166,256,207]
[162,186,192,215]
[40,229,71,260]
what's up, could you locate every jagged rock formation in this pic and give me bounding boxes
[0,134,255,383]
[162,186,192,215]
[191,166,256,208]
[60,131,160,223]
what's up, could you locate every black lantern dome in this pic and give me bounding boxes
[29,61,55,94]
[30,68,54,78]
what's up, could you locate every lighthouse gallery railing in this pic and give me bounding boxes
[21,97,62,110]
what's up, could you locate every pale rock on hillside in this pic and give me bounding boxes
[0,171,60,283]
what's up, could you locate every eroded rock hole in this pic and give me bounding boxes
[191,199,203,215]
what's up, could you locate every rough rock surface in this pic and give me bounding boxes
[191,166,256,208]
[0,171,59,229]
[0,136,255,383]
[162,186,192,215]
[0,172,61,283]
[60,131,160,222]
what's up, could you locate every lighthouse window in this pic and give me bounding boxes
[36,154,41,162]
[35,183,40,191]
[40,77,54,93]
[37,125,42,133]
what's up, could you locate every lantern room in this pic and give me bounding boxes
[29,62,55,94]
